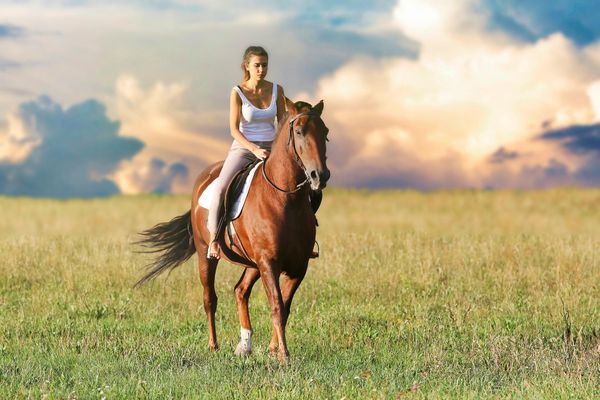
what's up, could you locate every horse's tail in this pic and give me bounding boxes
[133,210,196,287]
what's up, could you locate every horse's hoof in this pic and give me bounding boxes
[277,351,290,364]
[234,342,252,357]
[208,343,219,352]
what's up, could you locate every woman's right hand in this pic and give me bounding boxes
[253,147,270,160]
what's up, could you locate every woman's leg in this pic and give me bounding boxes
[207,144,255,258]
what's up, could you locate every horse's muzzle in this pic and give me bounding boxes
[309,168,330,190]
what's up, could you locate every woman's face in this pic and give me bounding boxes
[245,55,268,81]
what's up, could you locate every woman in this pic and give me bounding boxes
[206,46,286,259]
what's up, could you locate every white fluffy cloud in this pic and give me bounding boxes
[0,112,40,163]
[2,0,600,192]
[110,75,230,194]
[308,0,600,188]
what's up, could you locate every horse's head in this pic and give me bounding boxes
[286,99,330,190]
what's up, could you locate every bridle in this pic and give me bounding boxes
[261,111,319,194]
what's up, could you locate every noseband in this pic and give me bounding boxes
[262,111,319,193]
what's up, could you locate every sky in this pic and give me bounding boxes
[0,0,599,196]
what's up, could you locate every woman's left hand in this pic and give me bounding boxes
[253,148,270,160]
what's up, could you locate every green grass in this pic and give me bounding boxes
[0,189,599,399]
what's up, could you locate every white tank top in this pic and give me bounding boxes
[233,82,277,142]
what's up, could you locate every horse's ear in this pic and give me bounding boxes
[294,101,312,113]
[285,97,298,117]
[313,100,324,116]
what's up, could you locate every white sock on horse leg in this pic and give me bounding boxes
[234,327,253,356]
[240,327,252,349]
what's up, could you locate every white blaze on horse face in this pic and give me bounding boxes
[234,327,253,356]
[300,133,327,190]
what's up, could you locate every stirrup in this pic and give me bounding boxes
[309,240,320,259]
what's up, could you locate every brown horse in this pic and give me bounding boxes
[134,98,330,362]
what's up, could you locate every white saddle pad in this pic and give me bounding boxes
[197,161,263,220]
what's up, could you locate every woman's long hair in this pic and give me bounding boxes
[241,46,268,82]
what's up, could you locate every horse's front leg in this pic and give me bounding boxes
[259,261,289,362]
[269,272,306,354]
[234,268,261,356]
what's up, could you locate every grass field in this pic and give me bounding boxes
[1,188,599,399]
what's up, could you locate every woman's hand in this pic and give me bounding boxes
[253,147,270,160]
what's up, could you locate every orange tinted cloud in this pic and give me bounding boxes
[303,0,600,188]
[110,75,229,194]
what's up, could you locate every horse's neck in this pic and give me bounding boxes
[264,122,306,196]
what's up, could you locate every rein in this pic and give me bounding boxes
[261,111,316,194]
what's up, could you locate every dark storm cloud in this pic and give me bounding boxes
[0,96,144,198]
[482,0,600,46]
[540,123,600,154]
[538,122,600,186]
[489,147,520,164]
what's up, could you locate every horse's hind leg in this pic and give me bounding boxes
[268,273,305,354]
[198,251,219,351]
[233,268,260,356]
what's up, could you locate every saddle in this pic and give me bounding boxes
[223,159,262,220]
[205,159,323,265]
[215,159,262,266]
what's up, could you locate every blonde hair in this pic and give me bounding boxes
[241,46,269,82]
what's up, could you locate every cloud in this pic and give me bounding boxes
[0,1,416,118]
[0,95,143,197]
[537,122,600,185]
[485,10,536,43]
[0,74,233,197]
[483,0,600,46]
[540,123,600,154]
[0,59,20,70]
[575,157,600,185]
[113,157,188,194]
[303,0,600,189]
[0,24,25,39]
[2,0,600,192]
[110,75,230,194]
[0,1,416,194]
[488,147,520,164]
[0,24,25,72]
[543,159,569,178]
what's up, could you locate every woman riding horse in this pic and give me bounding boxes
[207,46,285,260]
[135,46,330,362]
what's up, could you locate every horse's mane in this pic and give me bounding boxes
[275,99,313,139]
[276,111,290,136]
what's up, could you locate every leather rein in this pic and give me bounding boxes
[261,111,317,193]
